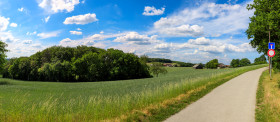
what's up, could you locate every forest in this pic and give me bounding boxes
[2,46,151,82]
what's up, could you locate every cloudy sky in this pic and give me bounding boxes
[0,0,261,64]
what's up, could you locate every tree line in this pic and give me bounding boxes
[3,46,151,82]
[147,58,194,67]
[205,55,267,69]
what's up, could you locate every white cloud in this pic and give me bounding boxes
[18,7,24,12]
[154,24,204,37]
[23,40,32,44]
[143,6,165,16]
[81,0,85,4]
[0,16,9,31]
[38,0,80,13]
[26,31,37,35]
[59,38,107,48]
[188,37,210,45]
[37,31,60,39]
[45,16,50,23]
[152,2,253,37]
[113,32,160,45]
[69,30,82,35]
[153,43,173,53]
[10,23,17,27]
[77,28,81,30]
[0,31,48,58]
[63,13,98,25]
[0,31,17,43]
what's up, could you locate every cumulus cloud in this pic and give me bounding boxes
[155,24,204,37]
[63,13,98,25]
[59,38,106,48]
[143,6,165,16]
[0,16,10,31]
[0,31,47,58]
[37,31,60,39]
[152,2,253,37]
[188,37,210,45]
[113,32,160,45]
[0,31,17,43]
[153,43,173,53]
[10,23,17,27]
[69,30,82,35]
[38,0,79,13]
[45,16,50,23]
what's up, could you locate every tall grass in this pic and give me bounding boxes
[0,64,267,121]
[256,69,280,122]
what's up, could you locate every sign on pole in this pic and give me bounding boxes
[268,49,275,57]
[268,42,275,49]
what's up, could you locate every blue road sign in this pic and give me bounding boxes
[268,42,275,49]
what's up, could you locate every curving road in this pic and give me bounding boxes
[165,67,267,122]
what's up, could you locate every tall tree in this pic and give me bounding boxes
[230,59,240,68]
[0,41,8,73]
[246,0,280,70]
[150,62,167,77]
[254,54,267,64]
[240,58,251,67]
[205,59,219,69]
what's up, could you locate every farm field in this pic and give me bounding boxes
[0,64,267,121]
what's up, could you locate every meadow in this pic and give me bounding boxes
[0,64,267,121]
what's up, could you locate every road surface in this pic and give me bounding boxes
[165,67,267,122]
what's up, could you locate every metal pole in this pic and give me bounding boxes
[269,31,271,78]
[270,57,272,79]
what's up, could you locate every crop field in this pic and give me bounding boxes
[0,64,267,121]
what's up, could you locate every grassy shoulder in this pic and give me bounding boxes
[256,70,280,122]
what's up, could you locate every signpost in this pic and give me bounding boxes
[268,49,275,57]
[268,42,275,79]
[268,42,275,49]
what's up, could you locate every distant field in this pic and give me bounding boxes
[0,64,267,121]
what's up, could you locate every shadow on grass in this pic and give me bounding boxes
[0,80,12,85]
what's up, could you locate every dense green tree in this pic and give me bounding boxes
[240,58,251,67]
[254,54,267,64]
[150,62,167,77]
[205,59,219,69]
[230,59,240,68]
[3,46,151,82]
[0,41,8,73]
[246,0,280,70]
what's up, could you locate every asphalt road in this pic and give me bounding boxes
[164,67,267,122]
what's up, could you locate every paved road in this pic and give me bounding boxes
[165,67,267,122]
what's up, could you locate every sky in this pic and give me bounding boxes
[0,0,262,64]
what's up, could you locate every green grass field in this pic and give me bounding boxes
[0,64,267,121]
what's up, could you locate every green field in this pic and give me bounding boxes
[0,64,267,121]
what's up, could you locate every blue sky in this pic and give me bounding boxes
[0,0,262,64]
